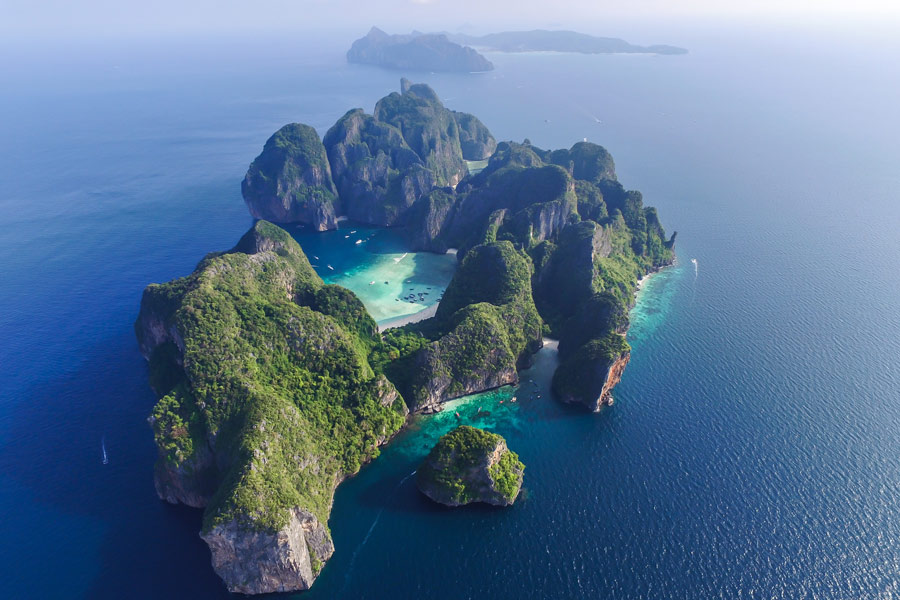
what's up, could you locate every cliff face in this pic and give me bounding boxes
[552,334,631,411]
[402,242,543,412]
[241,124,339,230]
[347,27,494,72]
[374,82,468,188]
[200,508,334,595]
[136,221,406,594]
[324,108,431,226]
[452,111,498,160]
[416,426,524,506]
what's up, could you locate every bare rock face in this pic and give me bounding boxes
[551,333,631,411]
[452,110,498,160]
[152,442,217,508]
[242,123,339,230]
[200,508,334,595]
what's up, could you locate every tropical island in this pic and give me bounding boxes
[449,29,688,55]
[136,79,674,594]
[345,28,686,72]
[347,27,494,72]
[417,425,524,507]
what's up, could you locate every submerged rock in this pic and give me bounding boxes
[417,426,524,506]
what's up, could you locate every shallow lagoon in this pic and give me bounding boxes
[289,223,457,326]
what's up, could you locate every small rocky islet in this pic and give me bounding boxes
[417,425,524,507]
[136,79,675,594]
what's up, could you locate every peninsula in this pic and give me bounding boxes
[137,79,674,594]
[450,29,688,55]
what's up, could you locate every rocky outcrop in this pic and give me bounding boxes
[242,124,339,230]
[404,188,456,252]
[402,242,543,412]
[347,27,494,72]
[375,81,468,188]
[406,309,520,413]
[417,426,524,506]
[323,108,431,226]
[552,336,630,411]
[152,440,217,508]
[200,508,334,595]
[452,111,497,160]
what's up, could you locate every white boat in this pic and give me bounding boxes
[327,265,334,271]
[355,239,363,245]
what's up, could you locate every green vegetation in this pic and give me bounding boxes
[374,82,467,187]
[137,220,406,535]
[395,242,543,409]
[417,425,523,506]
[488,449,525,504]
[551,332,630,402]
[241,124,339,225]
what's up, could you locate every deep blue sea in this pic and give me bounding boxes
[2,23,899,599]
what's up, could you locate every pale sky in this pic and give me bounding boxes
[2,0,898,40]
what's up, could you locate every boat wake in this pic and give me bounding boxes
[690,258,698,304]
[341,470,417,589]
[101,436,108,465]
[393,252,408,264]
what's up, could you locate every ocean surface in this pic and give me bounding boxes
[1,23,900,599]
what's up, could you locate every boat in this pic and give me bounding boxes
[369,281,375,285]
[355,239,362,245]
[327,265,334,270]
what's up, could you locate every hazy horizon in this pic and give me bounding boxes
[3,0,900,43]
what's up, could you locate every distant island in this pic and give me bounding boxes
[347,27,493,72]
[137,79,674,594]
[346,27,686,72]
[449,29,688,55]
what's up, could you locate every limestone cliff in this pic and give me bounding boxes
[241,124,339,230]
[552,333,631,411]
[200,508,334,595]
[401,242,543,412]
[374,81,468,188]
[323,108,433,226]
